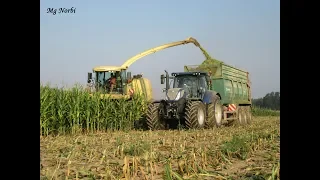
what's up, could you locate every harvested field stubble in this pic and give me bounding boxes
[40,116,280,180]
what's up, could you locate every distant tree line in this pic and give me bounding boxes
[252,91,280,110]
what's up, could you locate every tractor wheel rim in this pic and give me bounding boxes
[197,107,205,125]
[215,103,222,124]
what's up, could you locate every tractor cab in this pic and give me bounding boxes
[87,66,132,94]
[161,71,211,100]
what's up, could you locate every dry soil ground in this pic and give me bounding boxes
[40,116,280,180]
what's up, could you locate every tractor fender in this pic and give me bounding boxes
[202,90,219,104]
[151,100,168,104]
[151,100,161,104]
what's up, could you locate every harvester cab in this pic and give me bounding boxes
[87,66,132,95]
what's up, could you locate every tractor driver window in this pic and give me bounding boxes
[174,76,195,87]
[174,77,188,88]
[175,78,184,88]
[173,76,198,96]
[199,76,208,90]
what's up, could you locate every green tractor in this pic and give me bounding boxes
[146,70,223,130]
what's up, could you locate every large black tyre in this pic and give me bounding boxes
[246,106,252,124]
[206,95,223,128]
[185,101,206,129]
[238,106,247,126]
[146,103,165,130]
[206,103,215,128]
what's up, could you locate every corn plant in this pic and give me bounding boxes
[40,84,148,136]
[252,106,280,116]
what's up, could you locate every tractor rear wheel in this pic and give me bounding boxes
[206,95,223,128]
[206,103,215,128]
[185,101,206,129]
[146,103,165,130]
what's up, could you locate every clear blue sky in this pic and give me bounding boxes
[40,0,280,99]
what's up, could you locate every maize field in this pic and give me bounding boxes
[40,85,147,136]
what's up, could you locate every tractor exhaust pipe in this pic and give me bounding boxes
[164,70,170,90]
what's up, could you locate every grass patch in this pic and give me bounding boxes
[252,106,280,116]
[221,135,250,160]
[123,141,151,156]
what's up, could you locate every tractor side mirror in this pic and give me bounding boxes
[87,72,92,83]
[127,72,132,80]
[160,74,165,84]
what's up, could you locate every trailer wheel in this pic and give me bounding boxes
[246,106,252,124]
[146,103,165,130]
[238,106,247,125]
[185,101,206,129]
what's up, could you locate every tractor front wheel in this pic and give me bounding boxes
[146,103,166,130]
[185,101,206,129]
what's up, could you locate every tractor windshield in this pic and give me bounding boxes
[173,75,207,96]
[95,70,126,93]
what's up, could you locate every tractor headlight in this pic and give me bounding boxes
[175,92,181,100]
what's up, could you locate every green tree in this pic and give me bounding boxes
[252,91,280,110]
